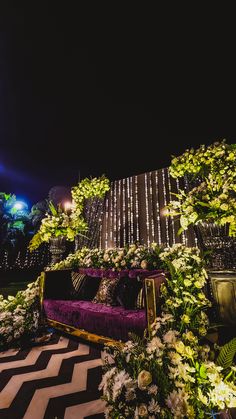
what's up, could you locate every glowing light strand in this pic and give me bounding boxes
[129,177,134,243]
[145,173,150,246]
[149,172,155,244]
[105,193,109,249]
[122,178,126,245]
[118,180,121,247]
[127,177,131,244]
[113,181,117,247]
[135,175,140,242]
[162,168,170,246]
[167,168,176,245]
[110,184,113,245]
[155,170,162,245]
[176,177,186,245]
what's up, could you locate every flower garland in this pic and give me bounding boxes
[29,175,110,250]
[0,276,41,351]
[100,244,236,418]
[48,243,165,271]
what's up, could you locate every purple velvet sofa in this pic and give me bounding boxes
[42,268,165,343]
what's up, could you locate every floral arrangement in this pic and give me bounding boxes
[100,244,236,418]
[167,140,236,236]
[158,244,211,336]
[71,175,110,206]
[0,276,41,351]
[29,175,110,250]
[48,242,165,271]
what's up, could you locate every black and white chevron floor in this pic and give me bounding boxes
[0,334,106,419]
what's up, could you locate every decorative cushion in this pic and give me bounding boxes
[71,272,86,295]
[70,272,101,301]
[115,276,143,309]
[92,277,119,305]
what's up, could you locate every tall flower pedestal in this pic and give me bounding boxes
[194,222,236,271]
[49,236,66,265]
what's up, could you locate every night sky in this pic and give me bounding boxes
[0,6,235,207]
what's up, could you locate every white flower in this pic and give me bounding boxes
[137,403,148,417]
[126,353,131,363]
[140,260,148,269]
[147,337,164,354]
[207,380,236,410]
[123,340,137,351]
[168,351,182,365]
[112,370,133,402]
[148,398,160,414]
[125,387,136,401]
[166,388,190,417]
[148,384,158,395]
[163,330,178,344]
[98,366,117,397]
[160,313,174,323]
[137,370,152,390]
[198,388,208,405]
[177,363,195,383]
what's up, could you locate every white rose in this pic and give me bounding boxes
[138,370,152,390]
[140,260,148,269]
[138,403,148,417]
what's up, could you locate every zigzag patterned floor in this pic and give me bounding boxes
[0,334,106,419]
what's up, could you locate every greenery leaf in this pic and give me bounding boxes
[177,226,184,235]
[196,202,210,207]
[216,337,236,371]
[48,201,58,216]
[199,364,207,379]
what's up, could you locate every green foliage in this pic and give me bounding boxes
[216,337,236,371]
[48,201,58,216]
[128,332,146,353]
[0,191,30,250]
[28,231,42,252]
[11,220,24,230]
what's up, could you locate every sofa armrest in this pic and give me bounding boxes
[144,273,167,335]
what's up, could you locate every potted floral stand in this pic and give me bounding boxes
[28,175,110,262]
[49,236,67,265]
[167,141,236,270]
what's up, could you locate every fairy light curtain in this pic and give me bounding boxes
[82,167,196,249]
